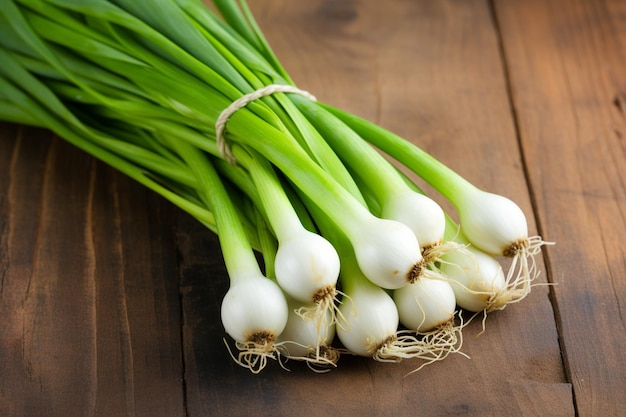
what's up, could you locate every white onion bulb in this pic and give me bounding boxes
[336,281,399,357]
[221,275,289,345]
[350,217,424,289]
[274,230,340,303]
[277,299,338,366]
[439,245,506,312]
[457,189,528,256]
[382,190,446,249]
[393,276,457,332]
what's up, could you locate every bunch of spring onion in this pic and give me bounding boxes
[0,0,551,373]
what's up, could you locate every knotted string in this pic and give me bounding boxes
[215,84,317,163]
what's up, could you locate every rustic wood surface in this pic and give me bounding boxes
[0,0,624,416]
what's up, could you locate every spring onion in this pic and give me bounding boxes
[0,0,552,374]
[165,134,290,374]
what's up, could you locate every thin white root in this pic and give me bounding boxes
[224,337,284,374]
[422,240,466,266]
[277,342,341,373]
[438,236,555,315]
[487,235,555,312]
[405,314,468,375]
[296,288,352,334]
[371,313,467,373]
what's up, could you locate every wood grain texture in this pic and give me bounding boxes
[0,129,185,417]
[494,0,626,415]
[1,0,623,416]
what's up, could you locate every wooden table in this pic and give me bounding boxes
[1,0,624,416]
